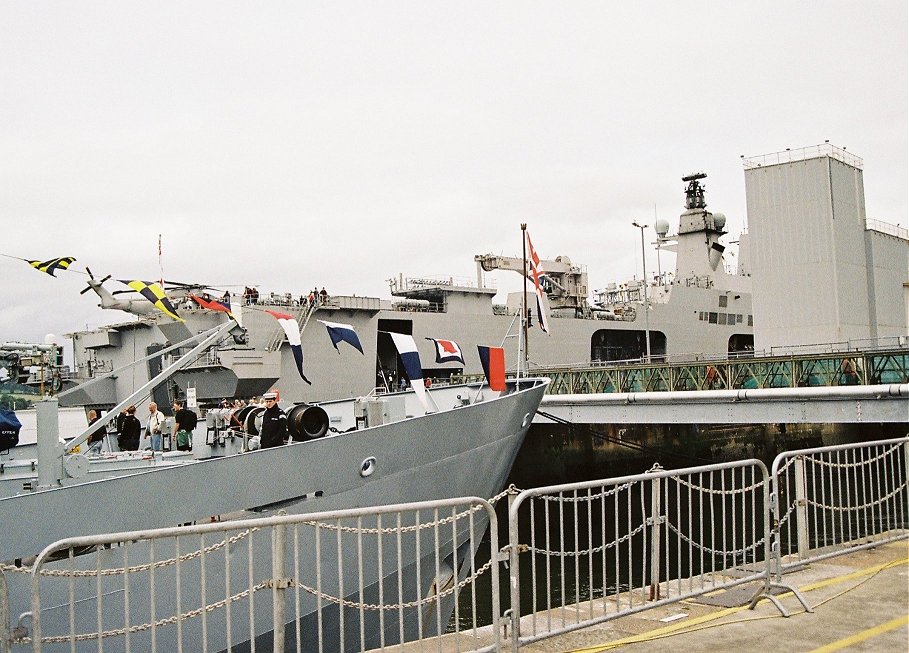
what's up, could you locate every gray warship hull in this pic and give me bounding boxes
[1,378,548,651]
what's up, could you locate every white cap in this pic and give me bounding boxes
[263,392,278,400]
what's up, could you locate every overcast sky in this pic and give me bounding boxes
[2,1,906,345]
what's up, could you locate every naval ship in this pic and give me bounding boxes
[63,173,753,408]
[1,309,550,651]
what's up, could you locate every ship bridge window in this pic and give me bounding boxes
[719,295,728,308]
[708,312,718,324]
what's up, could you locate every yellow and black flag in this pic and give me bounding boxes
[27,256,76,277]
[121,280,184,322]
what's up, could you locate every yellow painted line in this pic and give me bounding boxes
[567,556,909,653]
[796,557,907,593]
[808,614,909,653]
[568,606,746,653]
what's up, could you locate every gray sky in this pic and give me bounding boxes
[2,1,906,345]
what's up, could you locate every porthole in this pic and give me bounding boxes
[360,457,377,478]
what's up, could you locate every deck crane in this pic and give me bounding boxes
[473,253,590,315]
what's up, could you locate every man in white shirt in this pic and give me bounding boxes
[145,402,165,451]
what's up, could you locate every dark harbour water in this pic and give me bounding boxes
[451,420,905,629]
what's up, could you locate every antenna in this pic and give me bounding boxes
[158,234,164,287]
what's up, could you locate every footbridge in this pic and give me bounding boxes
[523,345,909,424]
[535,383,909,424]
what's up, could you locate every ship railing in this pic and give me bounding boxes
[389,275,497,294]
[769,437,909,581]
[390,300,445,313]
[742,143,864,170]
[865,219,908,240]
[766,336,908,357]
[165,347,222,370]
[21,496,503,653]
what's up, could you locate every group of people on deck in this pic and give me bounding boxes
[85,400,198,454]
[84,391,298,455]
[238,286,329,308]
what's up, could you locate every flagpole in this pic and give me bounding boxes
[158,234,164,287]
[521,223,529,375]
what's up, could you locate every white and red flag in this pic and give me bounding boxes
[525,231,551,334]
[266,310,311,385]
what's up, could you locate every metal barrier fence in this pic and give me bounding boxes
[504,460,799,650]
[16,497,501,653]
[771,436,909,579]
[8,438,908,652]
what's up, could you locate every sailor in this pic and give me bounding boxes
[259,392,287,448]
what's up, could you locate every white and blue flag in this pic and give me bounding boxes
[389,332,429,413]
[319,320,364,354]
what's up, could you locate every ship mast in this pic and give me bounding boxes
[520,223,529,374]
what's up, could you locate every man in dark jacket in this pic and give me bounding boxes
[173,399,198,451]
[259,392,287,448]
[117,405,142,451]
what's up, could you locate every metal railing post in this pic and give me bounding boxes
[272,521,287,652]
[0,571,9,653]
[793,457,810,559]
[507,489,521,652]
[648,474,662,600]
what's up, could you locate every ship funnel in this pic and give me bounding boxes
[708,242,725,271]
[287,403,330,440]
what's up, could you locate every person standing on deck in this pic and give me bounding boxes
[259,392,287,448]
[86,409,106,454]
[117,406,141,451]
[173,399,198,451]
[145,402,164,451]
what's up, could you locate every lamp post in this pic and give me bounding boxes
[632,221,651,363]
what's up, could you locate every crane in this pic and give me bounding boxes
[473,253,590,314]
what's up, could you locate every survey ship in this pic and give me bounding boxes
[1,340,548,651]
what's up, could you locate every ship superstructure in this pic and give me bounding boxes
[63,172,754,406]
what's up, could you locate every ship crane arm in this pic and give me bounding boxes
[474,253,589,312]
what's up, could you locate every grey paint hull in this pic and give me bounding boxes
[1,379,547,651]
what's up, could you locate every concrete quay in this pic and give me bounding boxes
[535,541,908,652]
[394,540,907,652]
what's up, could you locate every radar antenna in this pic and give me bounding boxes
[682,172,707,210]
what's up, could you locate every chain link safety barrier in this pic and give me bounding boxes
[4,438,906,652]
